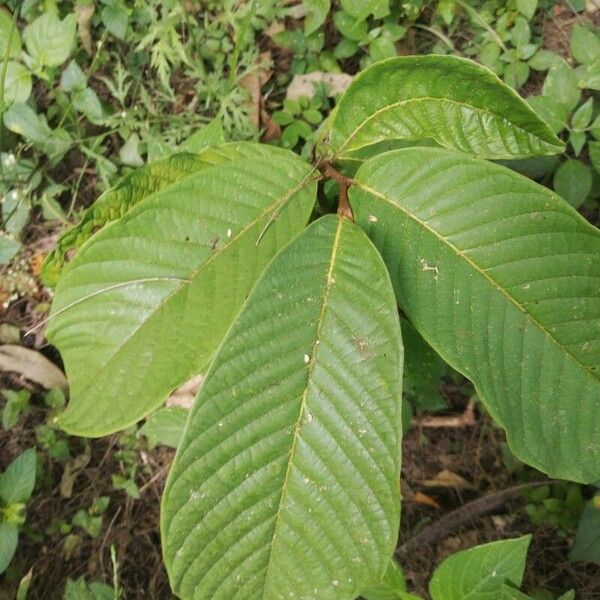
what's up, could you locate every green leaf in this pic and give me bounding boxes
[350,148,600,482]
[61,60,87,92]
[333,9,368,42]
[542,59,580,112]
[73,87,104,124]
[101,3,129,40]
[0,523,18,575]
[0,8,21,59]
[362,559,424,599]
[570,25,600,65]
[341,0,390,20]
[161,215,403,599]
[402,318,447,411]
[3,62,32,105]
[179,117,225,153]
[64,577,116,600]
[516,0,537,20]
[527,95,569,134]
[429,536,531,599]
[324,56,563,160]
[304,0,330,35]
[569,130,586,156]
[0,233,20,265]
[47,144,317,436]
[23,12,76,68]
[529,49,560,71]
[588,140,600,175]
[501,583,533,599]
[0,448,36,504]
[1,389,30,430]
[119,133,144,167]
[138,407,188,448]
[42,149,232,286]
[571,97,593,129]
[570,499,600,563]
[553,159,591,208]
[578,57,600,90]
[3,102,51,142]
[510,18,531,48]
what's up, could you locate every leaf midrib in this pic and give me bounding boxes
[261,216,343,598]
[353,180,599,386]
[58,171,319,427]
[334,97,558,158]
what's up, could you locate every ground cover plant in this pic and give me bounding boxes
[2,1,600,598]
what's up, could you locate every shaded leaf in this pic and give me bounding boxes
[161,215,403,599]
[570,499,600,563]
[138,407,188,448]
[553,159,591,208]
[0,523,18,575]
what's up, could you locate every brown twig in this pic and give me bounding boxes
[396,480,554,557]
[320,161,354,220]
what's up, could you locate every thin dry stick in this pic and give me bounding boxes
[396,480,554,557]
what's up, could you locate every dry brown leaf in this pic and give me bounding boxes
[420,469,474,490]
[286,72,353,101]
[413,491,441,509]
[166,373,203,409]
[240,51,273,129]
[0,344,67,390]
[260,107,282,142]
[75,2,95,55]
[30,251,46,277]
[60,443,91,498]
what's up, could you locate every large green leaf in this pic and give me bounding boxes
[42,146,247,286]
[350,147,600,482]
[0,448,36,505]
[0,523,18,575]
[428,536,531,600]
[161,215,403,599]
[47,144,317,437]
[323,55,563,160]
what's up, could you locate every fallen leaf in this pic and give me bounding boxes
[414,491,441,509]
[60,443,91,498]
[75,2,95,55]
[0,344,67,390]
[165,373,203,409]
[30,251,45,276]
[421,469,474,490]
[240,51,273,129]
[260,107,281,142]
[287,72,353,101]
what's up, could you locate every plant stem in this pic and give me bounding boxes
[320,161,354,220]
[0,7,19,180]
